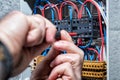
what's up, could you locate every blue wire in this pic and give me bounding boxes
[84,54,87,60]
[96,46,100,54]
[68,6,73,20]
[51,9,55,21]
[33,0,41,14]
[42,47,50,56]
[84,50,88,60]
[104,27,106,44]
[90,54,94,61]
[77,0,92,18]
[79,38,92,49]
[98,1,102,7]
[98,1,106,16]
[42,51,47,56]
[57,0,63,2]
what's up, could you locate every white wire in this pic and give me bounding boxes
[92,0,107,26]
[100,46,106,61]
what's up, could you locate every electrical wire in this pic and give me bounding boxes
[87,48,100,61]
[89,54,95,61]
[79,38,92,49]
[98,1,102,7]
[47,1,55,21]
[42,47,50,56]
[77,0,92,18]
[79,0,107,25]
[104,26,106,44]
[68,6,73,20]
[59,0,79,20]
[33,0,44,15]
[92,0,107,25]
[42,3,60,20]
[96,46,100,54]
[33,0,41,14]
[33,6,43,14]
[84,50,88,60]
[79,0,104,61]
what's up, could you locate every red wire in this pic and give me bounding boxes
[79,0,104,61]
[59,1,79,20]
[87,48,100,61]
[42,3,60,20]
[77,38,82,46]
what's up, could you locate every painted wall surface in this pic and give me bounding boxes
[109,0,120,79]
[0,0,20,18]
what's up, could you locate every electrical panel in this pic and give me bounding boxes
[28,0,107,80]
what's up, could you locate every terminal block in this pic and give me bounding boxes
[53,17,100,38]
[54,20,71,32]
[82,60,106,70]
[35,56,45,64]
[71,18,93,38]
[82,71,106,78]
[53,18,94,38]
[82,60,107,80]
[82,77,106,80]
[31,55,45,70]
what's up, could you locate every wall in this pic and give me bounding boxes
[0,0,20,18]
[109,0,120,80]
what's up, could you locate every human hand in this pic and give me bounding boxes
[31,30,84,80]
[0,11,56,76]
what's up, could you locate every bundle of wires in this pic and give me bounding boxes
[79,38,93,49]
[87,48,100,61]
[33,0,60,21]
[59,0,79,20]
[42,2,60,20]
[83,49,98,61]
[33,0,106,61]
[92,0,107,26]
[78,0,104,61]
[77,0,92,18]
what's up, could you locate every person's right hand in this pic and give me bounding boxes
[0,11,56,77]
[48,30,84,80]
[30,30,84,80]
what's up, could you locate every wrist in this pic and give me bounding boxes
[0,31,22,68]
[0,32,15,55]
[0,41,13,79]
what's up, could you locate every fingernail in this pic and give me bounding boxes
[54,42,62,47]
[54,42,63,50]
[63,30,70,38]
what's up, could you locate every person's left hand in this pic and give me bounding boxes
[31,30,84,80]
[0,11,56,76]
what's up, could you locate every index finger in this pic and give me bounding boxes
[35,15,57,43]
[53,40,84,54]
